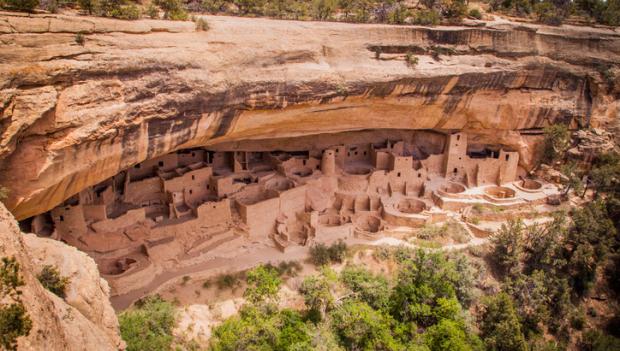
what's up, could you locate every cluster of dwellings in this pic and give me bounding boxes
[25,131,546,284]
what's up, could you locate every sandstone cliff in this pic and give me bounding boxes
[0,203,123,350]
[0,12,618,219]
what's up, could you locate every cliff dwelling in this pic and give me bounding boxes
[19,129,560,297]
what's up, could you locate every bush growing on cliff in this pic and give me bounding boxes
[119,295,175,351]
[37,265,70,299]
[1,0,39,11]
[154,0,188,20]
[0,256,32,351]
[542,123,571,164]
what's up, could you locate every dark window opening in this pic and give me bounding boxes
[134,164,141,169]
[354,151,358,155]
[191,152,195,157]
[192,175,195,180]
[456,135,461,141]
[505,154,510,161]
[158,161,164,167]
[189,190,193,195]
[59,215,64,222]
[363,151,367,156]
[418,173,421,178]
[397,172,401,177]
[453,168,458,173]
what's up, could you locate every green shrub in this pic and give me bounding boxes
[299,274,334,321]
[201,0,224,12]
[75,32,85,45]
[146,3,159,17]
[330,301,402,351]
[244,265,281,304]
[195,16,209,30]
[480,292,527,351]
[312,0,336,19]
[340,266,390,310]
[210,306,312,350]
[77,0,99,14]
[468,8,482,19]
[405,52,419,68]
[154,0,188,20]
[0,303,33,351]
[37,265,70,299]
[119,295,175,351]
[309,240,347,266]
[412,9,441,25]
[113,4,141,19]
[216,273,241,290]
[1,0,39,11]
[0,257,32,351]
[534,1,564,25]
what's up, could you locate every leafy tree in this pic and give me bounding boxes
[504,270,550,334]
[479,292,527,351]
[37,265,70,299]
[424,319,483,351]
[412,9,441,24]
[299,274,334,321]
[563,201,616,295]
[330,300,403,351]
[541,124,570,164]
[210,305,312,351]
[244,264,282,304]
[390,250,460,326]
[580,330,620,351]
[491,219,525,277]
[309,240,347,266]
[118,295,176,351]
[340,265,390,310]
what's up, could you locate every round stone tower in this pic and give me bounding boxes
[321,149,336,176]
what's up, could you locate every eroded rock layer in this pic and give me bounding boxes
[1,12,619,220]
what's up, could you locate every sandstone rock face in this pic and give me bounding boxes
[0,12,618,219]
[0,203,122,350]
[23,234,124,349]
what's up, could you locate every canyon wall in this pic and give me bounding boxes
[0,12,619,219]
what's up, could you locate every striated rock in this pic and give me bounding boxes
[0,203,122,350]
[0,13,618,220]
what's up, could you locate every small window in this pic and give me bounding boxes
[316,165,320,170]
[347,152,351,157]
[158,161,164,167]
[59,215,64,222]
[192,175,195,180]
[207,185,210,190]
[418,173,421,178]
[336,149,339,154]
[134,164,141,169]
[453,168,458,173]
[354,151,358,155]
[191,152,195,157]
[505,154,510,161]
[303,160,307,166]
[363,151,367,156]
[458,157,462,160]
[456,135,461,141]
[397,172,401,177]
[189,189,193,195]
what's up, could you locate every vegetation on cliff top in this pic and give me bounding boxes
[1,0,618,26]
